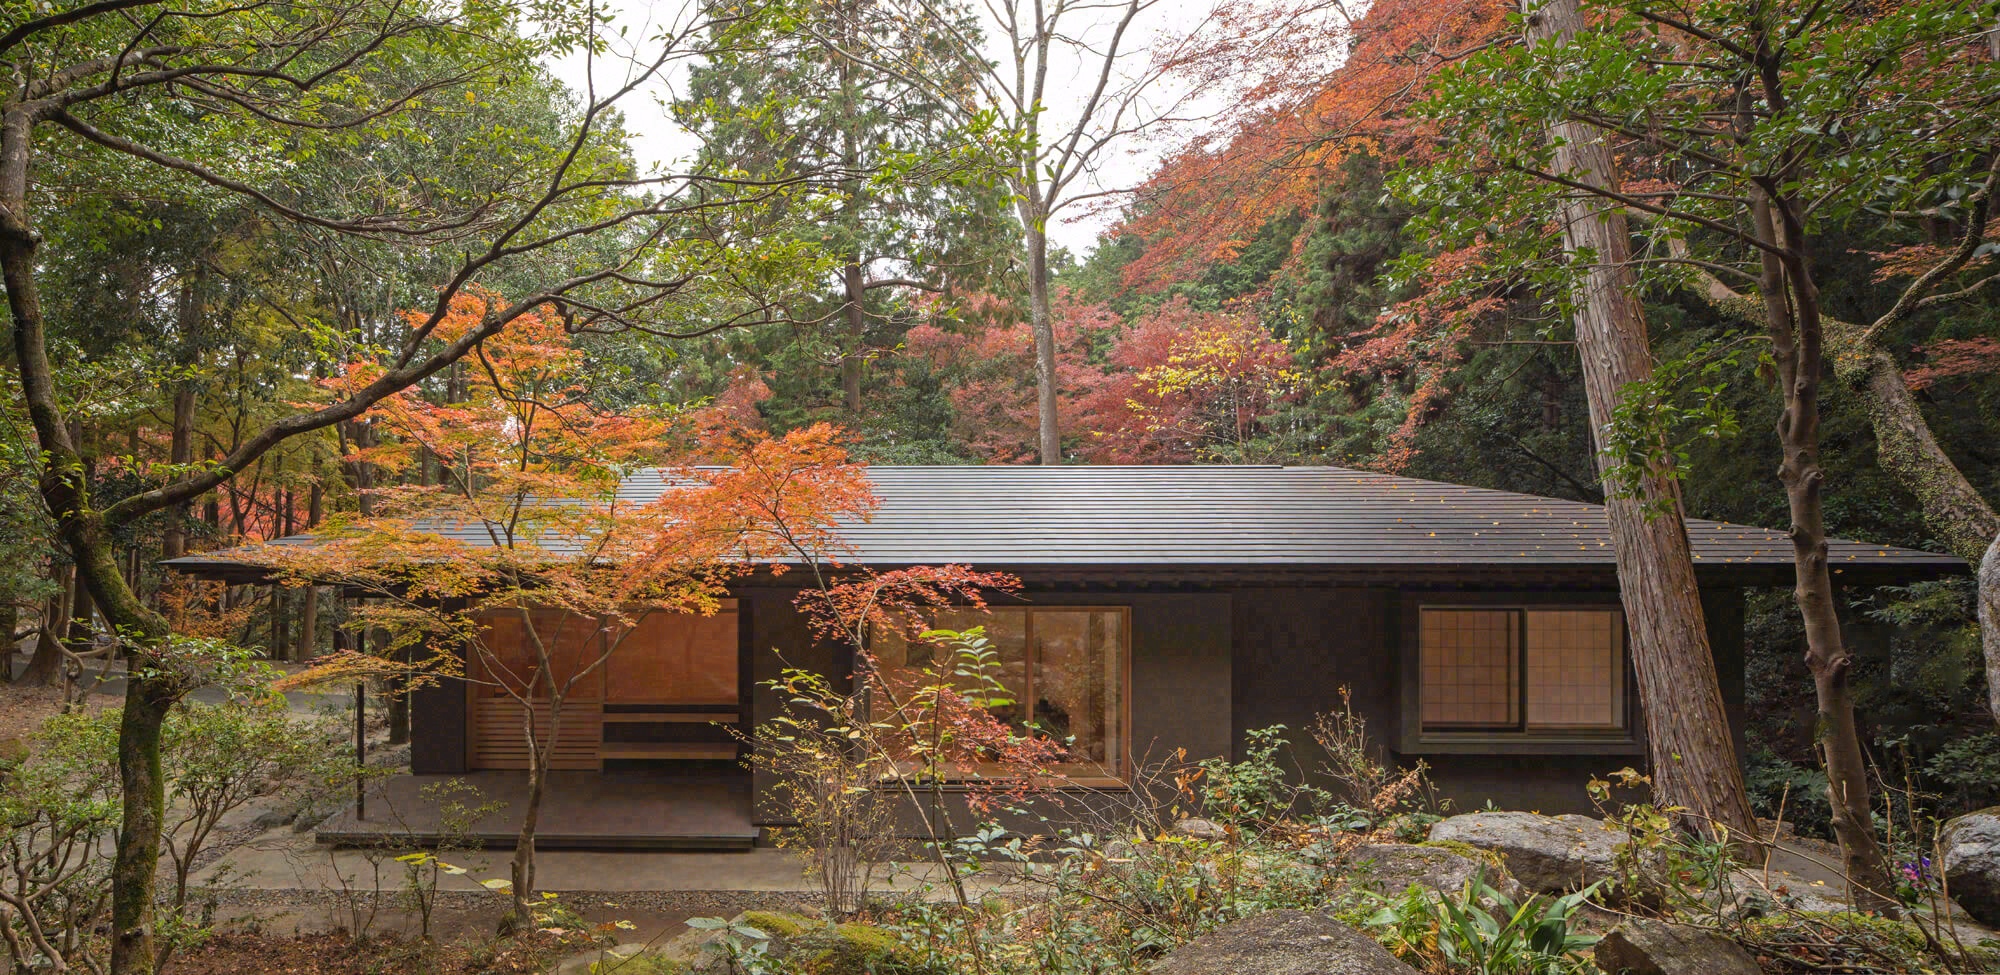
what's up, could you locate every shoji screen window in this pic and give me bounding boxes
[1417,606,1627,738]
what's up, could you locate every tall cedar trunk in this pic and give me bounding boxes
[1984,537,2000,722]
[296,586,319,663]
[162,389,198,560]
[1751,190,1898,912]
[841,262,865,411]
[1524,0,1758,843]
[1979,0,2000,734]
[271,586,289,661]
[836,3,867,414]
[273,484,292,661]
[350,423,376,517]
[1026,223,1059,464]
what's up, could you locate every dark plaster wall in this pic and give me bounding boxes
[1228,582,1750,814]
[410,658,467,774]
[1231,587,1397,764]
[407,578,1749,823]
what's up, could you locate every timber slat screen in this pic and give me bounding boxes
[466,602,740,770]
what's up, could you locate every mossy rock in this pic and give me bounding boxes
[592,954,688,975]
[1738,911,1949,972]
[1418,838,1505,868]
[788,922,909,975]
[735,910,814,939]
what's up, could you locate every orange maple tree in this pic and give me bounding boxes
[1071,298,1302,463]
[899,290,1306,463]
[253,292,878,923]
[899,290,1120,462]
[253,290,1097,924]
[1118,0,1510,292]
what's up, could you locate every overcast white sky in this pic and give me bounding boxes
[545,0,1221,256]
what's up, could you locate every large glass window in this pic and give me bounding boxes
[875,606,1129,782]
[1418,607,1627,736]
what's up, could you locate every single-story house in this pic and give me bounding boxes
[168,465,1964,847]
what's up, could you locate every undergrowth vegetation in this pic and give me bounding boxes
[707,683,2000,975]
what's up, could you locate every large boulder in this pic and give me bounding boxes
[1149,910,1417,975]
[1428,812,1638,893]
[1347,842,1529,904]
[1593,919,1760,975]
[1172,817,1228,842]
[1942,808,2000,926]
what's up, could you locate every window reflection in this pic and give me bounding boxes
[874,606,1129,781]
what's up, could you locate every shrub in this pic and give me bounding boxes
[2,688,349,973]
[744,666,904,917]
[1354,871,1602,975]
[0,710,120,974]
[1196,725,1327,826]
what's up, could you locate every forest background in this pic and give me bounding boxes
[4,0,1998,851]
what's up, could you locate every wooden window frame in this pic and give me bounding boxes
[1398,598,1643,756]
[873,605,1133,788]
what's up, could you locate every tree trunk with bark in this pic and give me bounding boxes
[1024,221,1059,464]
[1676,238,2000,729]
[20,577,67,685]
[1825,325,2000,724]
[164,390,197,560]
[1984,537,2000,722]
[8,124,181,975]
[836,2,867,415]
[1524,0,1759,843]
[162,270,202,562]
[384,626,409,745]
[296,484,323,662]
[67,558,95,647]
[508,748,546,929]
[1751,190,1898,913]
[0,599,17,681]
[505,645,559,931]
[840,261,866,412]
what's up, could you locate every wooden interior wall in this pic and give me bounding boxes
[465,608,607,770]
[469,698,604,770]
[462,603,744,771]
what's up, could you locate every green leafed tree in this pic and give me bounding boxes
[2,1,839,969]
[678,0,1016,413]
[1402,0,2000,911]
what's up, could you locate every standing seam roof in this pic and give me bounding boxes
[165,466,1967,578]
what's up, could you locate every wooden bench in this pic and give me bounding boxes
[597,741,739,761]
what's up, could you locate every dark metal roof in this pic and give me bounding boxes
[164,465,1966,583]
